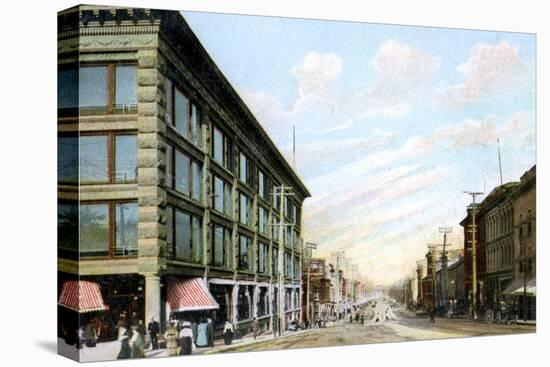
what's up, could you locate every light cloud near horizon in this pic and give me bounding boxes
[183,12,535,287]
[237,41,535,286]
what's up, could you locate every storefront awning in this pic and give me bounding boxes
[503,277,536,296]
[58,280,108,313]
[167,278,219,312]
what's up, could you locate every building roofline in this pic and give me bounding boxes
[161,10,311,199]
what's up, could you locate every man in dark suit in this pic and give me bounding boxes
[147,317,160,350]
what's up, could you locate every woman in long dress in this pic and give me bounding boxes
[117,326,132,359]
[179,321,194,355]
[129,325,145,358]
[195,319,208,347]
[164,321,179,356]
[223,321,234,345]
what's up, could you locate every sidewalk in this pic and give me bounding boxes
[144,327,324,358]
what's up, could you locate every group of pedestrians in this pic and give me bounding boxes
[162,317,233,356]
[117,313,146,359]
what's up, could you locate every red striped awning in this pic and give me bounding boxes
[167,278,219,312]
[58,280,108,313]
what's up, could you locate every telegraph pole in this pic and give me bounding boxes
[464,191,483,320]
[271,184,295,336]
[427,244,437,310]
[331,251,345,321]
[304,242,317,326]
[439,226,452,315]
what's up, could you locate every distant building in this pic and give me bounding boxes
[460,165,536,322]
[507,165,536,321]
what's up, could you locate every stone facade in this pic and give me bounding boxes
[57,5,310,346]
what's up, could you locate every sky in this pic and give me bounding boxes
[182,11,536,286]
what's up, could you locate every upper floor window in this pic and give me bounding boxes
[272,181,282,210]
[212,126,232,170]
[257,242,268,274]
[79,201,138,258]
[258,206,269,235]
[211,223,233,268]
[169,147,202,201]
[58,134,137,184]
[239,152,252,186]
[166,81,201,147]
[238,234,252,271]
[272,247,279,276]
[77,64,137,115]
[58,202,78,257]
[239,192,252,226]
[258,169,270,199]
[58,65,78,112]
[172,207,202,263]
[212,175,232,217]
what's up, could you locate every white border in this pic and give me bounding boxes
[0,0,546,366]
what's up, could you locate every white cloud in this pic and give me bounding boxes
[443,41,529,107]
[291,52,343,100]
[240,43,440,142]
[370,40,441,106]
[433,110,535,151]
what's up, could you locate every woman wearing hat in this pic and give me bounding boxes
[164,320,179,356]
[179,321,194,355]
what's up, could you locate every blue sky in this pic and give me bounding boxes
[183,11,536,286]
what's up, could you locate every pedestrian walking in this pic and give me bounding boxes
[179,321,194,355]
[164,320,179,356]
[129,324,145,358]
[117,326,132,359]
[223,320,234,345]
[196,319,208,347]
[360,314,365,325]
[206,318,215,348]
[147,317,160,350]
[252,317,259,340]
[429,307,435,323]
[83,321,97,348]
[191,320,198,346]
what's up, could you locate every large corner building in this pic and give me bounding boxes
[57,6,310,342]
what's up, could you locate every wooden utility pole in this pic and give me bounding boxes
[464,191,483,320]
[271,184,295,336]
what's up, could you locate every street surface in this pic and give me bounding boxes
[59,301,535,361]
[207,301,534,354]
[211,317,534,354]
